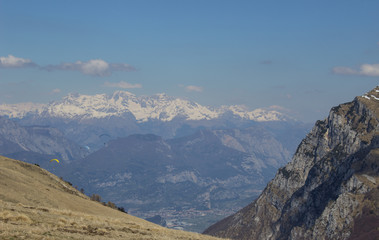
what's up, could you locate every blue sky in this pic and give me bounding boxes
[0,0,378,122]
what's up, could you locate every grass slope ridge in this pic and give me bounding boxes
[0,156,223,240]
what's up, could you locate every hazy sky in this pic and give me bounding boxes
[0,0,378,122]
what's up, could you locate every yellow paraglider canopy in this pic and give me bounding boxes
[50,159,59,163]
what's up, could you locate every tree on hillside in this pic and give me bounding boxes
[90,194,102,202]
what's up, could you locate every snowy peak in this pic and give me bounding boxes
[360,85,379,101]
[0,102,45,118]
[221,105,290,121]
[0,91,291,122]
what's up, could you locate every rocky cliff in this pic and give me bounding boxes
[204,86,379,240]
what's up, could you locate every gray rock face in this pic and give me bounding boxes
[204,86,379,240]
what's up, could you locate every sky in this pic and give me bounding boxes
[0,0,378,123]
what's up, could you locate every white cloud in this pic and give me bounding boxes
[268,105,287,111]
[360,64,379,76]
[109,63,136,72]
[81,59,110,76]
[0,55,37,68]
[0,56,135,76]
[185,85,203,92]
[332,66,358,75]
[43,59,135,76]
[333,64,379,77]
[104,81,142,89]
[52,88,61,93]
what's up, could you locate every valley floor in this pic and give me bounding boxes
[132,208,239,233]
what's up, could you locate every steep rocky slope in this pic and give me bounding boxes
[0,156,222,240]
[204,86,379,240]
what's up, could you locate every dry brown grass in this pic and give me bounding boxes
[0,156,225,239]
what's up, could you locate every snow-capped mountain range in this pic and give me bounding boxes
[0,91,290,122]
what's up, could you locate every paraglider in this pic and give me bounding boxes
[50,159,59,163]
[49,158,59,171]
[80,146,91,158]
[99,133,111,139]
[99,133,111,146]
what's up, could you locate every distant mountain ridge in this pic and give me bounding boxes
[204,87,379,239]
[0,91,297,150]
[0,91,291,122]
[0,102,45,118]
[0,117,84,164]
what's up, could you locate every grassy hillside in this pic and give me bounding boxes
[0,156,224,239]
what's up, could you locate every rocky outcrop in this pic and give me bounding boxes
[204,86,379,240]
